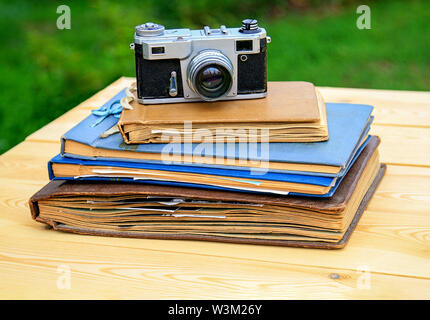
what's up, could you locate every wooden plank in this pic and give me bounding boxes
[370,125,430,167]
[0,183,429,299]
[1,161,429,282]
[0,221,429,299]
[0,142,57,183]
[2,80,430,299]
[318,86,430,127]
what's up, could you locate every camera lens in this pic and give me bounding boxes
[196,65,231,98]
[199,66,224,90]
[187,50,233,101]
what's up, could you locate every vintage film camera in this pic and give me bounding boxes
[130,19,270,104]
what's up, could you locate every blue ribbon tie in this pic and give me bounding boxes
[91,99,123,127]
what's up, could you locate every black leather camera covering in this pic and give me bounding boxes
[237,38,267,94]
[135,43,184,99]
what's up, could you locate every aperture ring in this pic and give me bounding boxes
[187,50,233,101]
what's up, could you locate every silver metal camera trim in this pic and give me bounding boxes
[137,92,267,105]
[134,24,268,104]
[135,22,165,37]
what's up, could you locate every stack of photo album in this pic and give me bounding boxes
[29,81,385,249]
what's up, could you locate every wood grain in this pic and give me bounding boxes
[319,86,430,127]
[1,228,429,299]
[1,77,429,299]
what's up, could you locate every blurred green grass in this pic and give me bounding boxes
[0,0,429,154]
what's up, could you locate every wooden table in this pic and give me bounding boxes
[1,77,429,299]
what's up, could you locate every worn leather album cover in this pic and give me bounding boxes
[30,138,385,249]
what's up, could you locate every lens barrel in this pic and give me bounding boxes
[187,50,233,101]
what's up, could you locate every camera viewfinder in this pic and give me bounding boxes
[236,40,253,52]
[151,47,165,54]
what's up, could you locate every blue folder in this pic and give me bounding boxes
[61,89,374,178]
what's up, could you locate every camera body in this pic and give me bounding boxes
[131,19,270,104]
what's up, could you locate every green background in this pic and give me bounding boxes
[0,0,429,154]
